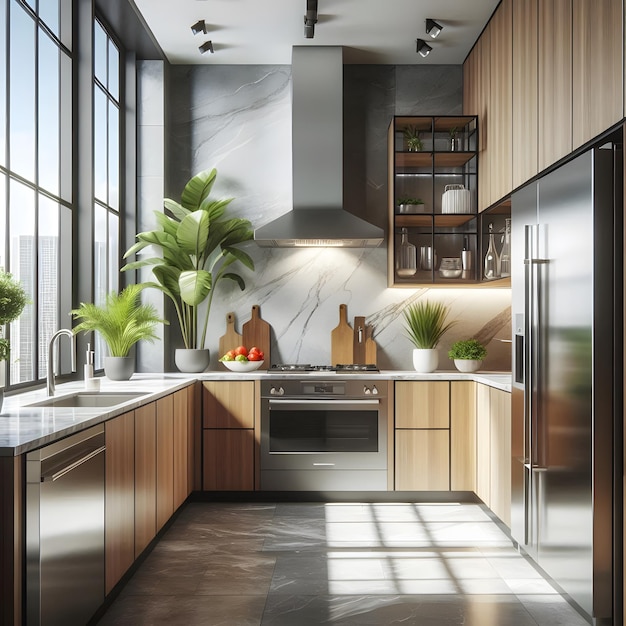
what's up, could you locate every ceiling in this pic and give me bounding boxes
[130,0,500,65]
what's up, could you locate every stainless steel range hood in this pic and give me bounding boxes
[254,46,384,248]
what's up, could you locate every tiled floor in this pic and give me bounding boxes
[97,502,591,625]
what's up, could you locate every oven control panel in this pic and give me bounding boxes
[262,379,386,399]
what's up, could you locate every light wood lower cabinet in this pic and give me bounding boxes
[105,410,135,594]
[450,381,476,492]
[173,388,191,510]
[475,383,491,506]
[156,394,174,532]
[202,381,256,490]
[134,401,156,558]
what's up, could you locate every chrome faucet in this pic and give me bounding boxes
[47,329,77,396]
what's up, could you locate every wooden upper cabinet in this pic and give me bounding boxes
[512,0,538,188]
[538,0,572,171]
[395,381,449,429]
[477,33,491,212]
[202,381,255,429]
[572,0,623,149]
[489,0,512,205]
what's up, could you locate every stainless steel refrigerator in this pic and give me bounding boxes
[511,138,622,624]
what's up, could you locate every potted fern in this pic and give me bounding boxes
[122,168,254,373]
[402,300,455,373]
[71,284,167,380]
[403,125,423,151]
[448,338,487,372]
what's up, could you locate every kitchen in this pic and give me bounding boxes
[0,0,624,624]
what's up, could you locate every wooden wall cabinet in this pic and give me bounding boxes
[202,381,256,490]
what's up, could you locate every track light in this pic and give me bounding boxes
[304,0,318,38]
[199,40,214,54]
[425,18,443,39]
[191,20,207,35]
[416,39,432,57]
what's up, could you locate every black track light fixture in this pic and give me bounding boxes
[199,40,214,54]
[304,0,318,38]
[191,20,207,35]
[425,18,443,39]
[416,39,432,58]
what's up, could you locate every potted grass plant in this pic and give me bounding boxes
[71,284,167,380]
[403,300,456,373]
[403,125,423,151]
[448,338,487,372]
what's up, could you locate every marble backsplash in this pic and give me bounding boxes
[142,62,512,372]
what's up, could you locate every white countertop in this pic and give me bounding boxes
[0,371,511,456]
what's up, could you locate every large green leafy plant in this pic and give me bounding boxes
[71,284,166,357]
[402,300,455,349]
[0,270,28,361]
[122,168,254,350]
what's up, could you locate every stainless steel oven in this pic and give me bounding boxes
[260,376,388,491]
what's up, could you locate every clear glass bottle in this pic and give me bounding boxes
[396,228,417,277]
[499,218,511,277]
[484,223,500,280]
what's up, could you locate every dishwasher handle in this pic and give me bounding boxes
[41,445,106,482]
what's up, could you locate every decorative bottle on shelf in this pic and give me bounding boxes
[499,218,511,277]
[484,223,500,280]
[396,228,417,277]
[461,235,472,271]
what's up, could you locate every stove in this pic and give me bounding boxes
[269,363,379,373]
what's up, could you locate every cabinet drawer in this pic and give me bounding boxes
[395,381,449,429]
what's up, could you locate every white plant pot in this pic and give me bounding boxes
[412,348,438,373]
[104,356,135,381]
[454,359,482,373]
[175,348,210,373]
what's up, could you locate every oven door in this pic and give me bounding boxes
[260,398,387,471]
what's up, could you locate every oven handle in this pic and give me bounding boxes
[268,399,380,408]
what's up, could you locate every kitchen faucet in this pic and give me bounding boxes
[47,329,76,396]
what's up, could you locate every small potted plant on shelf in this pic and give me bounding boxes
[448,338,487,373]
[403,300,456,373]
[71,284,167,380]
[449,126,462,151]
[403,125,423,151]
[397,197,426,214]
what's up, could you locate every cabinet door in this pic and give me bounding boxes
[538,0,572,171]
[489,388,512,527]
[395,430,449,491]
[105,411,135,594]
[203,429,254,491]
[395,381,449,429]
[475,383,491,506]
[156,394,174,532]
[572,0,623,149]
[477,30,491,212]
[450,382,476,491]
[134,402,156,558]
[173,388,189,510]
[203,381,255,429]
[512,0,538,187]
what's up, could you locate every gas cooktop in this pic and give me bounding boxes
[268,364,379,373]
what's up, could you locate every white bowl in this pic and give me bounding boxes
[221,359,264,372]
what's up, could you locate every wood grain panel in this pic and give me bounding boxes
[188,383,199,491]
[395,430,450,491]
[476,383,491,506]
[395,381,449,429]
[203,380,255,429]
[489,0,513,204]
[538,0,572,170]
[512,0,538,187]
[463,43,477,116]
[477,30,491,211]
[203,429,255,491]
[572,0,623,148]
[156,394,174,532]
[490,387,512,527]
[173,388,189,510]
[134,402,156,558]
[450,381,476,491]
[105,411,135,594]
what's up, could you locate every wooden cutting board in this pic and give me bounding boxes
[365,324,377,365]
[353,316,367,364]
[331,304,353,365]
[242,305,271,369]
[218,312,243,368]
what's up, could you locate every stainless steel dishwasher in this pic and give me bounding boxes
[26,424,105,626]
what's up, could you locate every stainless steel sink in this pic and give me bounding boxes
[27,391,148,408]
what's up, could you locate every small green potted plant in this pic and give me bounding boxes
[403,125,423,151]
[448,338,487,373]
[449,126,461,151]
[71,284,167,380]
[397,197,426,214]
[403,300,456,373]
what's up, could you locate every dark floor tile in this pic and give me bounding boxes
[194,553,277,596]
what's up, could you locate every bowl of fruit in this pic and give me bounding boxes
[219,345,265,372]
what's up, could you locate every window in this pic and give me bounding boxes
[0,0,72,385]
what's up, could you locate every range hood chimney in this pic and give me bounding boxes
[254,46,384,248]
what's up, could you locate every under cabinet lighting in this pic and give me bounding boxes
[425,18,443,38]
[416,39,432,57]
